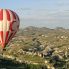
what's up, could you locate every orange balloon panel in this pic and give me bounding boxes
[0,9,20,48]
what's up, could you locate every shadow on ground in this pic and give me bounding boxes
[0,58,27,69]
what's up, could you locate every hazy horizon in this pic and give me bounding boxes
[20,24,69,29]
[20,19,69,29]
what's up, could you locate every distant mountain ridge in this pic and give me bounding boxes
[18,26,69,36]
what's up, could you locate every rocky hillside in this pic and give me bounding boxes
[1,26,69,69]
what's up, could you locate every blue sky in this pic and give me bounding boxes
[0,0,69,28]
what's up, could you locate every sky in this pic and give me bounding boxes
[0,0,69,28]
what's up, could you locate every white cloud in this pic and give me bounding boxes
[15,5,69,28]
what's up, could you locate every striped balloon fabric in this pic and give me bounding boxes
[0,9,20,48]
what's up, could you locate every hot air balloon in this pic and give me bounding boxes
[0,9,20,49]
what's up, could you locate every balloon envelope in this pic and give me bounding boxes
[0,9,20,48]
